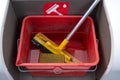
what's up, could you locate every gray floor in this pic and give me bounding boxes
[20,72,96,80]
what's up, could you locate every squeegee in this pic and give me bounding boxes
[32,0,100,63]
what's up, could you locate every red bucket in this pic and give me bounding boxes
[16,16,99,76]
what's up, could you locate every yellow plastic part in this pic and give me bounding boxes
[58,39,69,50]
[33,33,81,63]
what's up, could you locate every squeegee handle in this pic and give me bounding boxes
[66,0,100,40]
[58,0,100,49]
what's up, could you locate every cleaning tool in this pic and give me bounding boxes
[32,0,100,63]
[32,33,80,63]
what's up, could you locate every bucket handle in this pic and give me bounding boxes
[18,65,97,74]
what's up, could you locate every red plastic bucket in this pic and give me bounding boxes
[16,16,99,76]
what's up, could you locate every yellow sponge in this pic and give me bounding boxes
[39,53,65,63]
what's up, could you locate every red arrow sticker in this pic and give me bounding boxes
[44,2,69,16]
